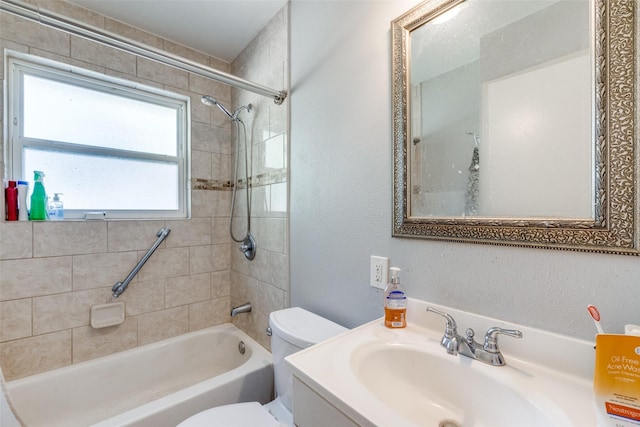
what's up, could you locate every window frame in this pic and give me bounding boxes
[5,51,191,220]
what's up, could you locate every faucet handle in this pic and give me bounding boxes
[426,307,457,337]
[426,307,460,355]
[483,327,523,353]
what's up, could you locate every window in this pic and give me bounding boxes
[6,52,190,219]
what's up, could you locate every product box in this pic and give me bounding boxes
[594,334,640,426]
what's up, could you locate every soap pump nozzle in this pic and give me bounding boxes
[389,267,401,284]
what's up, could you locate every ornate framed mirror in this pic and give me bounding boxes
[392,0,639,255]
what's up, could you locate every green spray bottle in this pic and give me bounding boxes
[29,171,48,221]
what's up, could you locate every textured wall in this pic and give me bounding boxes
[229,6,290,350]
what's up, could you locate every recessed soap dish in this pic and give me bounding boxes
[90,302,125,329]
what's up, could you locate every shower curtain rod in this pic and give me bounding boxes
[0,0,287,105]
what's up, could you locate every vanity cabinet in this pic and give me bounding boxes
[292,378,359,427]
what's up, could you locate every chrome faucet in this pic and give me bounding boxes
[231,302,252,317]
[426,306,522,366]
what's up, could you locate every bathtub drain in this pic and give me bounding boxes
[238,341,246,355]
[439,420,460,427]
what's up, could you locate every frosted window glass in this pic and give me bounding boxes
[24,147,178,211]
[23,75,177,156]
[9,54,188,219]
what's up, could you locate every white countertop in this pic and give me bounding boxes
[286,298,597,427]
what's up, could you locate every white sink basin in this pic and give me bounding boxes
[286,298,596,427]
[351,343,570,427]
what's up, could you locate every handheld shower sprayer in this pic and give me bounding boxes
[201,94,256,260]
[201,95,252,122]
[466,131,480,147]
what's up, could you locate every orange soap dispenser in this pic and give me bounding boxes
[384,267,407,328]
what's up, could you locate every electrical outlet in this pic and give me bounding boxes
[370,256,389,289]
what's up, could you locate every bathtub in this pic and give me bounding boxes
[4,323,273,427]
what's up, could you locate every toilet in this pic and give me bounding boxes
[178,307,348,427]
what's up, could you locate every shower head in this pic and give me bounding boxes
[466,131,480,147]
[201,95,234,120]
[201,95,252,121]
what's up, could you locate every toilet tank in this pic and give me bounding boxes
[269,308,347,411]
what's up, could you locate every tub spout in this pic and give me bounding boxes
[231,302,252,317]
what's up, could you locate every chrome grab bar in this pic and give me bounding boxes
[112,227,171,298]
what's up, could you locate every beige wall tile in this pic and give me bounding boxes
[267,251,289,291]
[211,270,231,298]
[34,0,105,28]
[192,122,231,154]
[0,222,32,260]
[72,317,138,363]
[137,247,190,281]
[230,271,284,318]
[33,222,107,257]
[138,306,188,346]
[0,13,69,56]
[119,280,164,316]
[189,73,229,104]
[241,248,286,290]
[189,95,215,125]
[70,36,137,75]
[0,256,72,300]
[165,218,211,248]
[138,57,188,89]
[29,46,107,74]
[0,331,71,380]
[163,40,209,67]
[107,220,167,252]
[190,244,230,274]
[33,288,107,335]
[230,246,250,276]
[190,245,215,274]
[253,217,285,253]
[191,150,212,180]
[189,296,230,331]
[212,153,232,182]
[104,19,164,49]
[0,299,32,342]
[165,273,210,308]
[209,57,230,73]
[73,251,138,291]
[191,190,231,218]
[230,301,270,350]
[106,68,163,89]
[212,217,230,244]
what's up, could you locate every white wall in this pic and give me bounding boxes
[290,0,639,341]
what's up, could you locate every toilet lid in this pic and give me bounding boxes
[177,402,283,427]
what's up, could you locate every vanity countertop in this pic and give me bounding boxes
[286,298,597,427]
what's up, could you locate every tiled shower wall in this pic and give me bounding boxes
[0,0,289,380]
[229,7,289,350]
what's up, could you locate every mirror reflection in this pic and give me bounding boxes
[408,0,592,219]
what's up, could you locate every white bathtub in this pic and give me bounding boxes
[4,323,273,427]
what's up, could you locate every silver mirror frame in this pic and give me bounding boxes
[392,0,639,255]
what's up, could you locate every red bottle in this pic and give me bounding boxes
[5,181,18,221]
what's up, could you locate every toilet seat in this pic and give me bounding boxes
[177,402,283,427]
